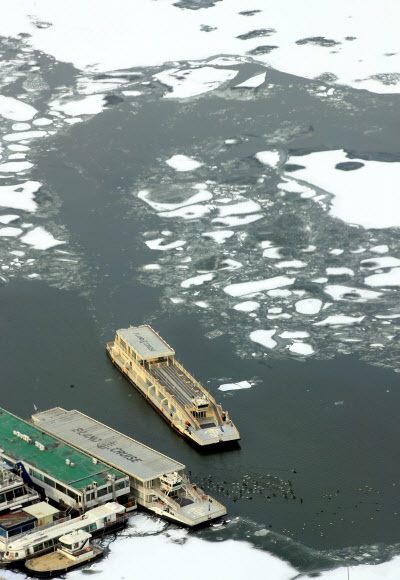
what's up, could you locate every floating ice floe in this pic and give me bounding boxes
[32,117,53,126]
[233,301,260,312]
[218,200,261,217]
[12,122,31,131]
[0,181,40,212]
[218,380,253,391]
[122,90,142,97]
[160,204,210,220]
[8,153,27,160]
[3,0,400,96]
[181,273,214,288]
[0,95,37,121]
[145,238,186,251]
[0,227,23,237]
[126,514,166,536]
[314,315,365,326]
[194,301,209,308]
[0,161,33,173]
[77,76,128,95]
[280,331,310,339]
[329,249,344,256]
[263,247,282,259]
[375,313,400,319]
[155,66,238,99]
[138,185,212,213]
[255,150,280,168]
[250,329,277,349]
[287,150,400,228]
[288,343,314,355]
[323,285,382,302]
[268,289,292,297]
[0,215,19,224]
[235,72,267,88]
[360,256,400,270]
[213,213,263,227]
[20,226,65,250]
[326,267,354,276]
[3,130,47,142]
[364,267,400,287]
[221,258,242,270]
[50,94,107,116]
[8,144,30,152]
[224,276,295,297]
[202,230,234,244]
[295,298,322,314]
[276,260,307,269]
[370,245,389,254]
[166,155,203,172]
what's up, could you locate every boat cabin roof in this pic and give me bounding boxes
[117,325,175,361]
[23,502,58,519]
[60,529,91,544]
[32,408,185,482]
[0,510,35,530]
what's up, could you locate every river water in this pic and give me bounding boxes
[1,3,400,578]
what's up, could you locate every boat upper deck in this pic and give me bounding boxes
[32,408,185,482]
[118,326,175,361]
[147,363,203,408]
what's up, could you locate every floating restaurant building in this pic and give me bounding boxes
[107,325,240,446]
[0,409,131,513]
[32,407,227,526]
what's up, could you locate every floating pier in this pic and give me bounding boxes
[33,407,227,526]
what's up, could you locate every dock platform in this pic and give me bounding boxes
[33,408,226,527]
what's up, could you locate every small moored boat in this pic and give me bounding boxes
[25,529,102,577]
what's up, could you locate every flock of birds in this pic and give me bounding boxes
[191,470,302,504]
[189,471,397,539]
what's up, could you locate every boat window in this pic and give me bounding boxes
[6,490,14,501]
[0,493,5,503]
[14,486,24,498]
[56,483,67,495]
[74,543,79,549]
[115,481,125,491]
[31,469,44,481]
[44,476,55,487]
[67,489,79,500]
[34,543,44,553]
[90,523,97,531]
[98,487,108,498]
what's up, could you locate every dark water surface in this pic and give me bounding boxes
[2,276,399,556]
[1,36,400,575]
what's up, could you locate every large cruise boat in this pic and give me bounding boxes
[106,325,240,446]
